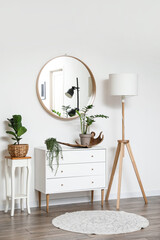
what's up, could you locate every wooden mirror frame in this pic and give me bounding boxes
[36,55,96,120]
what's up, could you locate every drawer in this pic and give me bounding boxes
[46,162,105,178]
[46,175,105,193]
[46,149,105,165]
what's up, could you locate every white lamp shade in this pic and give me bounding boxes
[109,73,138,96]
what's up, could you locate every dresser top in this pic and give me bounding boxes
[35,146,106,151]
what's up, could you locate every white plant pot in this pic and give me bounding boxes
[79,134,92,146]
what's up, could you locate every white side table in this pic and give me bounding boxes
[4,156,31,217]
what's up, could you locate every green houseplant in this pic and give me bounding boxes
[6,115,28,157]
[45,138,63,174]
[76,105,109,145]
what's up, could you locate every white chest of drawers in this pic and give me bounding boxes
[35,146,106,212]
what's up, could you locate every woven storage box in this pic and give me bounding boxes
[8,144,29,157]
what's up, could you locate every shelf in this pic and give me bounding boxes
[7,194,27,200]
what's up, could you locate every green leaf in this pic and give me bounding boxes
[12,115,22,132]
[7,118,12,124]
[7,118,14,129]
[17,137,22,142]
[81,105,94,114]
[62,105,71,111]
[90,114,109,119]
[7,115,22,132]
[11,138,17,141]
[52,110,61,116]
[76,110,81,117]
[17,126,27,137]
[6,131,16,137]
[13,115,22,122]
[86,117,95,126]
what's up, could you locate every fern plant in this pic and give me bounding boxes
[76,105,109,134]
[45,138,63,175]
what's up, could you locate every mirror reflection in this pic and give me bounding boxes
[37,56,96,119]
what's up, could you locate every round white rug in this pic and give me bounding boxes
[52,210,149,235]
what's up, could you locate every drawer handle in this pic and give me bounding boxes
[91,155,94,157]
[61,184,63,186]
[61,170,63,173]
[92,181,94,184]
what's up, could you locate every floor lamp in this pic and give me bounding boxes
[65,77,80,116]
[105,73,148,210]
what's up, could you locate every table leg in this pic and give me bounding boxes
[101,189,104,207]
[11,166,15,217]
[46,194,49,213]
[20,167,25,211]
[4,159,9,213]
[26,160,31,214]
[38,191,41,208]
[91,190,94,203]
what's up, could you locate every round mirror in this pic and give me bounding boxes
[36,55,96,120]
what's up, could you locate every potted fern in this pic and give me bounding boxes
[6,115,28,157]
[76,105,109,145]
[45,138,63,174]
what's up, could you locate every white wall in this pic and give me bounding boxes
[0,0,160,210]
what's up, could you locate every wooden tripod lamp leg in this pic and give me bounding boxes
[105,143,121,201]
[117,143,124,210]
[126,143,148,204]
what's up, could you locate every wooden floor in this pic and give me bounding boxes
[0,196,160,240]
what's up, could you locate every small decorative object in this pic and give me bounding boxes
[45,138,63,174]
[89,131,104,146]
[76,105,108,145]
[6,115,28,157]
[58,131,104,148]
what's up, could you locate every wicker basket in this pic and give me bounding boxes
[8,144,29,157]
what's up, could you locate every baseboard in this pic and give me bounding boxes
[1,190,160,211]
[109,189,160,200]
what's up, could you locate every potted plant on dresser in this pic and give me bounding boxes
[76,105,109,145]
[45,138,63,175]
[6,115,28,157]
